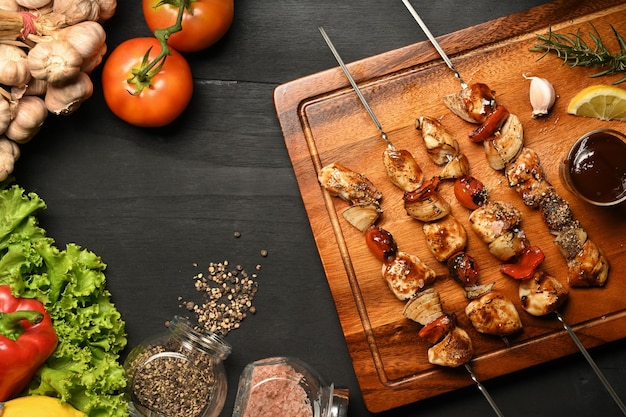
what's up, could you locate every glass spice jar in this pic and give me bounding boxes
[232,356,349,417]
[124,316,232,417]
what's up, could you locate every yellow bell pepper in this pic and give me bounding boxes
[0,395,85,417]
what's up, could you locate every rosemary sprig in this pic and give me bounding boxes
[530,23,626,84]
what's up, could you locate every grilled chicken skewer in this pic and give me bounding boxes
[319,27,424,194]
[402,2,624,412]
[319,25,506,416]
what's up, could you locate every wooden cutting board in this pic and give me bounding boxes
[274,0,626,412]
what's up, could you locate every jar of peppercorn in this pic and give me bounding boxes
[124,316,232,417]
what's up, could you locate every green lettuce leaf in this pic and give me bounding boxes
[0,181,129,417]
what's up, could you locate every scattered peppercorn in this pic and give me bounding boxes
[180,261,259,337]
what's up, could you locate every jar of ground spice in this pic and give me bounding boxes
[124,316,232,417]
[232,356,349,417]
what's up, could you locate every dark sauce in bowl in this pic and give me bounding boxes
[561,129,626,206]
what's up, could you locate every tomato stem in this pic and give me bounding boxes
[128,0,191,93]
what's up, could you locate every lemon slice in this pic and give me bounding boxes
[567,84,626,121]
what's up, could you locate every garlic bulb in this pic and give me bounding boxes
[16,0,51,9]
[44,71,93,115]
[0,135,19,181]
[6,96,48,144]
[523,74,556,118]
[0,97,11,135]
[28,40,83,84]
[0,44,31,87]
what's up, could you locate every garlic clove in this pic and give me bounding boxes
[523,74,556,118]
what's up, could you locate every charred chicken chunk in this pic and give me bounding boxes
[422,215,467,262]
[382,251,436,300]
[382,147,424,192]
[567,238,609,287]
[427,326,474,368]
[465,292,523,336]
[469,200,523,244]
[443,82,496,124]
[554,222,587,260]
[519,271,568,316]
[505,147,554,208]
[318,162,382,205]
[538,190,574,234]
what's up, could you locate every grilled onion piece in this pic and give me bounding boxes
[488,229,529,262]
[382,251,436,300]
[519,271,568,316]
[415,115,460,165]
[483,113,524,170]
[465,292,523,336]
[403,287,443,325]
[342,203,382,232]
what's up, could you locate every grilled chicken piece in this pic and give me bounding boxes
[443,83,496,124]
[505,147,554,207]
[427,326,474,367]
[567,238,610,287]
[554,222,588,260]
[519,271,568,316]
[382,251,436,300]
[422,215,467,262]
[538,190,574,234]
[469,200,523,244]
[403,287,443,325]
[415,115,460,165]
[318,162,382,205]
[483,113,524,170]
[382,147,424,192]
[465,292,522,336]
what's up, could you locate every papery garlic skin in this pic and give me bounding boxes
[523,74,556,118]
[28,40,83,84]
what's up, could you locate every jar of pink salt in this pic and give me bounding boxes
[232,356,349,417]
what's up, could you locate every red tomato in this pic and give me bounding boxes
[102,37,193,127]
[453,175,488,210]
[365,226,398,263]
[142,0,234,53]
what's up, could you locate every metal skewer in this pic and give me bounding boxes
[401,0,467,89]
[318,27,395,150]
[319,25,506,417]
[402,2,626,414]
[555,311,626,415]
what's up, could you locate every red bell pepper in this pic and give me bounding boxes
[468,105,510,142]
[500,246,545,280]
[0,285,58,401]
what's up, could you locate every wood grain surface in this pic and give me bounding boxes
[275,0,626,412]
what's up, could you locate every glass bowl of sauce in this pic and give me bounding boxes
[560,128,626,207]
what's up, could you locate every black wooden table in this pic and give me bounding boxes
[13,1,626,416]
